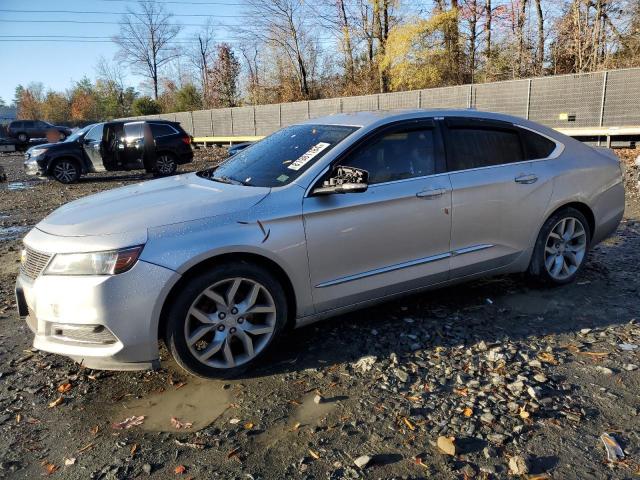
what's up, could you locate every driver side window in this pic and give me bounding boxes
[85,124,104,142]
[341,127,436,184]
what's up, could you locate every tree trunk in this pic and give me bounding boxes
[485,0,492,76]
[535,0,544,74]
[517,0,528,77]
[450,0,462,83]
[337,0,355,82]
[468,0,478,83]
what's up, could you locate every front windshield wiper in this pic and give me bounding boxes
[212,175,252,186]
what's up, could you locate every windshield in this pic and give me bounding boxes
[198,124,358,187]
[64,124,94,143]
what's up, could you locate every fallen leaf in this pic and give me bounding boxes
[537,352,558,364]
[174,382,187,390]
[16,414,21,423]
[48,397,64,408]
[57,383,72,393]
[292,422,301,431]
[415,456,429,468]
[90,425,99,435]
[170,417,193,429]
[130,443,138,455]
[43,462,58,475]
[174,465,186,474]
[112,415,145,430]
[463,407,473,417]
[454,387,469,397]
[526,475,551,480]
[401,417,415,431]
[64,457,76,466]
[227,447,240,459]
[309,449,320,459]
[244,422,254,430]
[437,435,456,456]
[519,407,530,419]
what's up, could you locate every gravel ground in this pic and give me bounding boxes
[0,148,639,479]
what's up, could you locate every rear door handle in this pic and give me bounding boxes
[416,188,446,199]
[515,174,538,184]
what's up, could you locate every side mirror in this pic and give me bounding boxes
[312,166,369,195]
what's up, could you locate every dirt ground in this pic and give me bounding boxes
[0,147,639,479]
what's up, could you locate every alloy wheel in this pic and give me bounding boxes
[184,277,277,369]
[156,155,175,175]
[543,217,587,281]
[53,161,78,183]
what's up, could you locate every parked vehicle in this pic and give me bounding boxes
[15,110,624,378]
[8,120,73,143]
[23,120,194,183]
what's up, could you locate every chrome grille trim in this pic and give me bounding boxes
[20,247,52,279]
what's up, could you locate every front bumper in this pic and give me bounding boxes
[23,155,47,176]
[15,259,177,371]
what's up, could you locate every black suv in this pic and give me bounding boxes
[8,120,73,143]
[24,120,194,183]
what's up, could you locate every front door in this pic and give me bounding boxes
[303,121,452,313]
[121,122,145,169]
[82,123,106,172]
[442,117,555,278]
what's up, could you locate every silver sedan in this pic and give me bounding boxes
[15,110,625,378]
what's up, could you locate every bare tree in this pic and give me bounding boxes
[189,20,216,107]
[113,0,181,100]
[534,0,544,73]
[243,0,313,98]
[516,0,528,76]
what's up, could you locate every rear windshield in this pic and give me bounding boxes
[198,124,358,187]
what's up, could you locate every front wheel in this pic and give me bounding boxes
[165,263,288,378]
[529,207,590,285]
[17,133,28,143]
[51,159,81,184]
[154,153,177,176]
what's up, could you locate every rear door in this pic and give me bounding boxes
[122,122,145,168]
[303,120,452,313]
[442,117,556,278]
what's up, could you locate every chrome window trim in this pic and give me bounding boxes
[315,244,493,288]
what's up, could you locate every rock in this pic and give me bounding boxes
[437,436,456,456]
[595,366,614,376]
[487,348,505,362]
[533,373,548,383]
[142,464,152,475]
[354,455,371,469]
[477,341,488,351]
[508,455,531,475]
[313,394,323,405]
[395,369,409,383]
[506,380,524,395]
[483,446,498,459]
[527,386,541,400]
[480,412,495,424]
[487,433,507,445]
[623,364,638,371]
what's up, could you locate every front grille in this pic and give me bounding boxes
[20,247,53,279]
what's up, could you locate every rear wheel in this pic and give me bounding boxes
[529,207,590,285]
[165,263,288,378]
[51,158,81,184]
[17,132,28,143]
[154,153,177,176]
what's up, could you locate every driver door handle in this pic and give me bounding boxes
[515,173,538,184]
[416,188,446,199]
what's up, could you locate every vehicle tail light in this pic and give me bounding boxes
[182,136,191,145]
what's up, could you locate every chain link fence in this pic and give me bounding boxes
[126,68,640,137]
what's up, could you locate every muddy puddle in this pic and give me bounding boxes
[118,378,231,432]
[0,225,28,240]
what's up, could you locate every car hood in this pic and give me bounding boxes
[37,173,271,237]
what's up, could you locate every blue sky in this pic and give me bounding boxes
[0,0,245,103]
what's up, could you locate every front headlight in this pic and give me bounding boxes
[29,148,48,157]
[44,246,144,276]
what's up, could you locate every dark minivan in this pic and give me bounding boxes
[8,120,73,143]
[24,120,194,183]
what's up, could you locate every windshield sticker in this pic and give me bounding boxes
[276,174,289,183]
[288,142,331,171]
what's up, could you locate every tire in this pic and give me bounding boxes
[165,262,288,379]
[51,158,81,184]
[528,207,591,285]
[154,153,177,176]
[17,132,28,143]
[59,132,67,141]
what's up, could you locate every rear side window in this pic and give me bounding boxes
[124,123,143,140]
[343,128,436,184]
[520,128,556,159]
[446,128,523,171]
[149,123,176,137]
[23,121,35,128]
[11,121,22,129]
